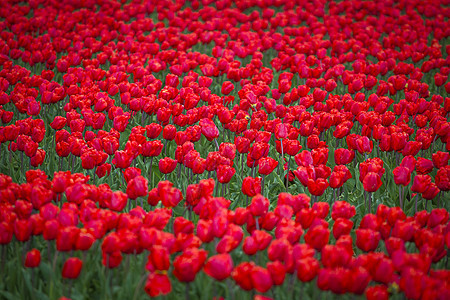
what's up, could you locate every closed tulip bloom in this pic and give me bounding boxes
[356,136,373,154]
[436,166,450,191]
[432,151,449,169]
[411,175,431,193]
[334,148,355,165]
[158,157,177,174]
[146,245,170,272]
[251,142,269,161]
[366,285,389,300]
[144,273,171,297]
[356,228,380,252]
[235,136,251,154]
[393,166,411,186]
[203,253,233,281]
[216,165,235,184]
[146,123,162,139]
[199,118,219,141]
[304,225,330,251]
[108,191,128,212]
[296,257,320,282]
[221,81,234,95]
[24,249,41,268]
[362,172,382,192]
[126,176,148,200]
[307,178,329,196]
[62,257,83,279]
[258,157,278,175]
[250,266,273,293]
[333,218,354,239]
[142,140,163,157]
[416,157,434,174]
[249,194,269,217]
[173,248,207,282]
[242,176,262,197]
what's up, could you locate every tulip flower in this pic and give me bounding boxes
[203,253,233,281]
[362,172,382,213]
[258,157,278,197]
[144,273,171,297]
[242,176,262,198]
[24,249,41,268]
[158,157,177,180]
[62,257,83,279]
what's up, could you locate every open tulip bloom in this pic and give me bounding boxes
[0,0,449,299]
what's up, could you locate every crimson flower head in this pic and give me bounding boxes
[199,118,219,141]
[258,157,278,175]
[62,257,83,279]
[144,273,171,298]
[242,176,262,197]
[393,166,411,186]
[112,150,133,169]
[173,248,208,282]
[216,165,235,184]
[142,140,163,157]
[356,228,380,252]
[249,194,269,216]
[356,136,373,154]
[307,178,329,196]
[331,201,356,220]
[411,175,431,193]
[24,249,41,268]
[158,157,177,174]
[126,176,148,200]
[274,123,288,140]
[250,266,273,293]
[363,172,382,192]
[304,224,330,251]
[221,81,234,95]
[235,136,250,154]
[296,257,320,282]
[334,148,355,165]
[203,253,233,281]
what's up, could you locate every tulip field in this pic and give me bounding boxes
[1,0,450,299]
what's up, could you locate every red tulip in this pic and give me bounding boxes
[411,175,431,193]
[362,172,382,192]
[62,257,83,279]
[249,194,269,217]
[304,225,329,251]
[296,257,320,282]
[393,166,411,186]
[356,228,380,252]
[242,176,262,197]
[258,157,278,175]
[144,273,171,297]
[126,176,148,200]
[250,266,273,293]
[203,253,233,281]
[221,81,234,95]
[158,157,177,174]
[307,178,329,196]
[146,245,170,272]
[232,262,255,291]
[334,148,355,165]
[333,218,354,239]
[432,151,449,169]
[366,285,389,300]
[216,165,235,184]
[24,249,41,268]
[142,140,163,157]
[436,166,450,191]
[199,118,219,141]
